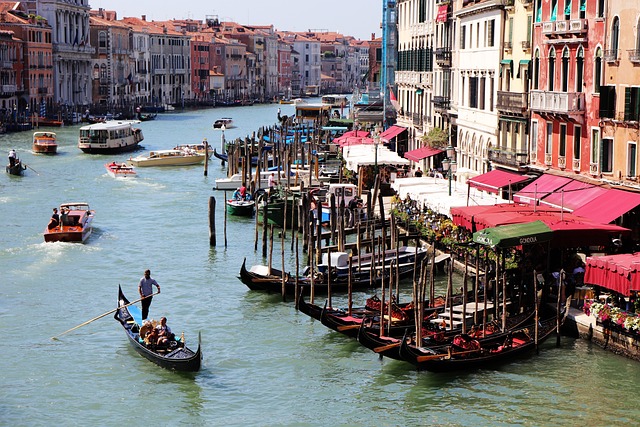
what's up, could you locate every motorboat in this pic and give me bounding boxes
[32,132,58,154]
[214,170,309,191]
[213,118,235,130]
[78,120,144,154]
[174,142,213,158]
[44,202,94,243]
[128,149,206,167]
[226,199,255,216]
[105,162,137,178]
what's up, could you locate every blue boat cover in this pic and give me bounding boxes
[128,304,144,325]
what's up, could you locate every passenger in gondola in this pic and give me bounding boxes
[48,207,60,230]
[155,316,174,347]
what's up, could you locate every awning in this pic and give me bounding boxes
[585,253,640,296]
[436,4,448,22]
[416,89,424,95]
[513,174,573,205]
[467,169,530,194]
[500,59,513,77]
[403,146,444,162]
[572,189,640,224]
[539,180,609,211]
[380,125,406,142]
[473,220,554,249]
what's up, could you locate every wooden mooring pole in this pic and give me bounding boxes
[208,196,216,246]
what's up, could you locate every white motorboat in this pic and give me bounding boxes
[128,150,206,167]
[213,118,235,130]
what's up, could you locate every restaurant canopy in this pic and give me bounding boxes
[380,125,406,142]
[332,130,370,145]
[513,174,572,205]
[403,146,444,162]
[584,252,640,296]
[343,144,409,171]
[473,220,554,249]
[572,188,640,224]
[467,169,530,194]
[539,180,608,211]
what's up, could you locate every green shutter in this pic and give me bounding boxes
[551,1,558,21]
[625,87,632,121]
[565,0,572,16]
[580,0,586,11]
[633,87,640,121]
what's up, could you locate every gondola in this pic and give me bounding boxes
[357,308,535,361]
[114,285,202,372]
[397,314,560,372]
[6,160,27,175]
[213,148,259,166]
[239,257,389,295]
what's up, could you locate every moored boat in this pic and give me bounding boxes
[128,149,205,167]
[78,120,144,154]
[32,131,58,154]
[174,142,213,158]
[105,162,137,178]
[114,285,202,372]
[226,199,255,216]
[213,117,234,129]
[36,117,63,127]
[44,202,94,243]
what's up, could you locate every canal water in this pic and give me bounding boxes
[1,103,638,426]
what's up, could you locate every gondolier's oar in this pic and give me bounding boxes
[25,164,40,175]
[51,291,159,340]
[373,342,401,353]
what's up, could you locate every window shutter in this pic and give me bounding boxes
[624,87,632,121]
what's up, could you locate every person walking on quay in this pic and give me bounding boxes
[138,269,160,320]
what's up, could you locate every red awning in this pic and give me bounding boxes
[380,125,406,142]
[403,146,443,162]
[572,189,640,224]
[513,174,572,205]
[540,180,609,211]
[467,169,530,194]
[585,253,640,296]
[332,130,370,144]
[436,4,449,22]
[337,136,375,147]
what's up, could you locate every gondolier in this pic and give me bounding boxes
[138,269,160,320]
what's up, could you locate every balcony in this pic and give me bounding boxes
[488,148,529,168]
[0,84,16,97]
[590,163,599,176]
[604,49,618,62]
[542,22,555,35]
[1,60,12,69]
[529,90,585,115]
[569,19,588,34]
[435,48,451,67]
[558,156,566,169]
[628,50,640,64]
[504,42,513,51]
[572,158,581,172]
[545,153,553,166]
[497,91,528,115]
[37,87,48,94]
[433,96,450,110]
[521,40,531,50]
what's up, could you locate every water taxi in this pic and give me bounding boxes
[174,142,213,158]
[78,120,144,154]
[128,150,206,167]
[213,118,235,130]
[44,202,94,243]
[32,132,58,154]
[105,162,137,178]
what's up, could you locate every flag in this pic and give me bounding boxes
[389,85,401,113]
[127,72,133,86]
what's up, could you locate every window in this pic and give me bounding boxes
[479,76,485,110]
[611,17,620,57]
[562,47,570,92]
[546,122,553,154]
[559,124,566,157]
[576,47,584,93]
[594,48,602,93]
[573,125,581,160]
[551,0,558,21]
[580,0,586,19]
[461,25,466,49]
[629,143,637,177]
[602,138,613,173]
[591,128,600,165]
[548,48,556,91]
[534,49,540,90]
[564,0,571,20]
[531,121,538,155]
[488,19,495,47]
[597,0,605,18]
[469,76,478,108]
[536,0,542,23]
[624,87,640,122]
[599,86,616,119]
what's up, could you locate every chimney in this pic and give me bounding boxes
[141,15,146,21]
[371,33,375,41]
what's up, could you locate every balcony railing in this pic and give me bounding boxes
[628,50,640,63]
[542,22,555,35]
[569,19,587,34]
[529,90,585,114]
[488,148,529,168]
[433,96,450,110]
[590,163,599,176]
[504,42,513,50]
[1,60,12,69]
[545,153,553,166]
[558,156,566,169]
[497,91,528,114]
[37,87,48,94]
[522,40,531,49]
[604,49,618,62]
[435,48,451,67]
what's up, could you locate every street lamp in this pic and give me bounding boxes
[442,145,457,196]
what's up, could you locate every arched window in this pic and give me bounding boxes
[534,49,540,90]
[562,47,570,92]
[100,64,107,82]
[594,47,603,93]
[576,46,584,93]
[92,64,99,79]
[548,47,556,91]
[98,31,107,50]
[611,17,620,57]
